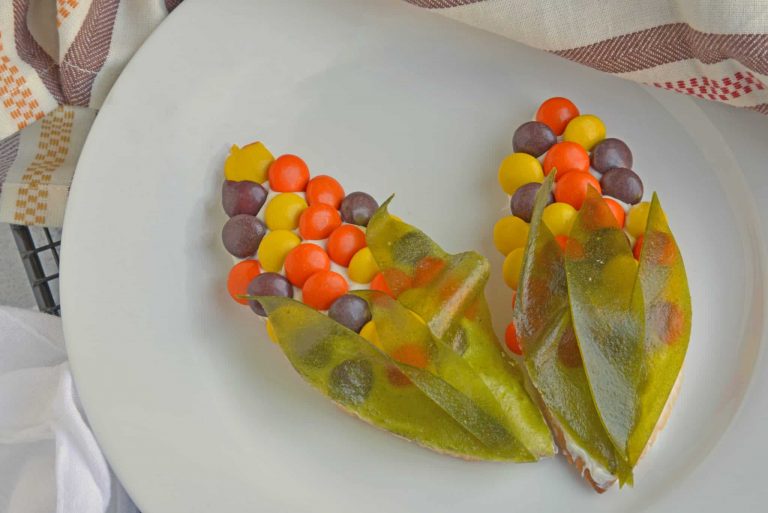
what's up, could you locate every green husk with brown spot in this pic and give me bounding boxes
[365,201,555,459]
[565,189,691,468]
[514,174,632,484]
[260,296,535,460]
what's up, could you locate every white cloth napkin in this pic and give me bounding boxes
[0,306,137,513]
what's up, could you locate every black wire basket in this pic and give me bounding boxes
[10,224,61,316]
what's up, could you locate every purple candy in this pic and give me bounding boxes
[247,272,294,316]
[222,180,267,217]
[222,215,266,258]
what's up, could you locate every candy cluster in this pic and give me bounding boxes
[221,142,390,340]
[495,97,652,354]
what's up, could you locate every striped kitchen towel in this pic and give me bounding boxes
[0,0,181,227]
[0,0,766,227]
[406,0,768,112]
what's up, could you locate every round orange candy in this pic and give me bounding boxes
[464,299,480,321]
[656,302,685,344]
[644,231,677,266]
[302,270,349,310]
[327,225,367,266]
[439,277,461,300]
[371,272,394,297]
[603,197,626,227]
[226,260,261,304]
[542,141,590,180]
[536,97,580,136]
[392,344,429,369]
[284,244,331,287]
[554,172,602,210]
[505,321,522,355]
[413,256,446,287]
[555,234,569,252]
[305,175,345,209]
[268,154,310,192]
[384,268,414,297]
[566,238,585,260]
[298,204,342,240]
[633,235,644,260]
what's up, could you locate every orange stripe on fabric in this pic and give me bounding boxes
[13,107,74,225]
[0,35,45,130]
[57,0,80,27]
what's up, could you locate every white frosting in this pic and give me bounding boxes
[558,372,683,489]
[560,430,616,487]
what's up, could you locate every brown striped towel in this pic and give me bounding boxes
[405,0,768,112]
[1,0,766,227]
[0,0,181,227]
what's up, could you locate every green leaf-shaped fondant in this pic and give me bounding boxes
[366,202,555,459]
[514,174,632,484]
[626,194,691,465]
[259,296,528,460]
[565,188,690,468]
[360,290,532,459]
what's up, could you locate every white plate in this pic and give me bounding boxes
[61,0,768,511]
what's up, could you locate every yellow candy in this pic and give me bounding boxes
[563,115,606,151]
[224,142,274,183]
[257,230,301,272]
[626,202,651,238]
[502,248,525,289]
[360,321,381,348]
[265,319,278,343]
[602,255,638,291]
[348,247,380,284]
[542,202,577,236]
[498,153,544,195]
[493,216,530,255]
[264,193,308,230]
